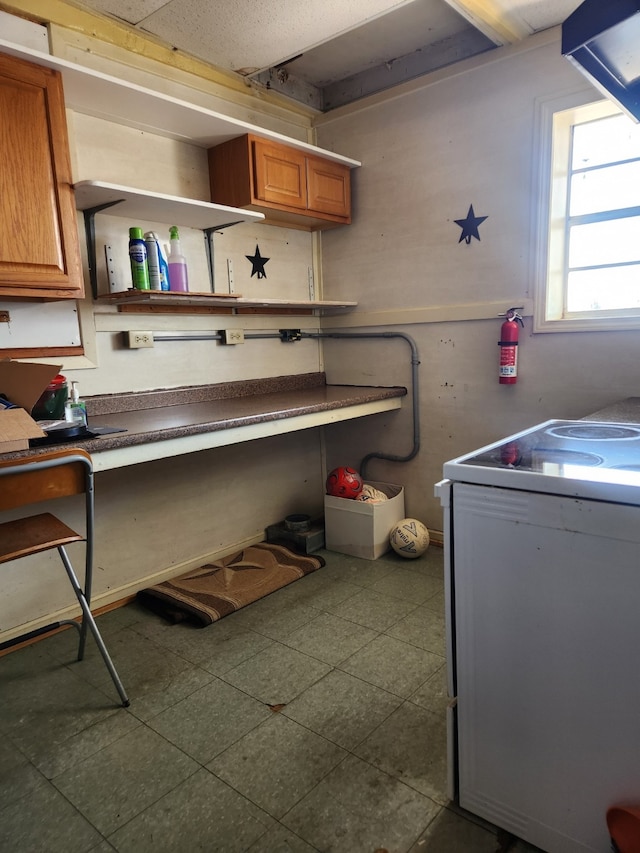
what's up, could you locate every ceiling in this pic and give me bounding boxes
[70,0,583,111]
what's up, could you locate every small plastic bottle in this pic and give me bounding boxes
[64,381,87,427]
[129,227,150,290]
[167,225,189,292]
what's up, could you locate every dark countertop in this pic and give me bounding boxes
[3,373,406,464]
[582,398,640,424]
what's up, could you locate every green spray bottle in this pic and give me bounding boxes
[129,227,150,290]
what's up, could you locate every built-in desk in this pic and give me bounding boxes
[11,374,406,471]
[0,373,406,645]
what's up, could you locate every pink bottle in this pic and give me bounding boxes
[167,225,189,292]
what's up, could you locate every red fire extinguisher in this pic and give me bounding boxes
[498,308,524,384]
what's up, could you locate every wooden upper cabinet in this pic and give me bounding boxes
[208,134,351,230]
[0,53,83,299]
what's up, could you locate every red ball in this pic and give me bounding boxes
[326,466,363,499]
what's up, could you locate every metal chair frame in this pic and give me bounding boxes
[0,448,129,707]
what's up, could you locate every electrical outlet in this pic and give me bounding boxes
[126,330,154,348]
[221,329,245,344]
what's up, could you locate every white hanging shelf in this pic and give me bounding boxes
[73,181,265,229]
[0,38,361,166]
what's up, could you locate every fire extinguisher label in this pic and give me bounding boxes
[499,343,518,376]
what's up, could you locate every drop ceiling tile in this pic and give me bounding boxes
[76,0,169,26]
[289,0,474,86]
[496,0,581,32]
[135,0,428,73]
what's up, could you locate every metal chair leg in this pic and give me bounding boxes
[77,620,89,662]
[58,545,130,708]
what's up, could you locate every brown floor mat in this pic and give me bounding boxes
[137,542,325,627]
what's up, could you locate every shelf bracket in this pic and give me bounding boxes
[82,199,126,299]
[203,222,243,292]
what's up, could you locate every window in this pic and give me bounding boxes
[535,97,640,332]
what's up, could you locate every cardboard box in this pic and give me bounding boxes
[0,408,47,453]
[0,359,61,453]
[324,481,405,560]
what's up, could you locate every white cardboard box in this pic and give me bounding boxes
[324,481,405,560]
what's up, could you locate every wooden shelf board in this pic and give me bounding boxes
[98,290,242,305]
[96,290,357,314]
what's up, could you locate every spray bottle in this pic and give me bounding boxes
[144,232,170,291]
[167,225,189,292]
[129,227,150,290]
[144,232,162,290]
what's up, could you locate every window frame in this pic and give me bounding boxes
[533,90,640,333]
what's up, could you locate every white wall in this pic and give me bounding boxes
[315,30,640,531]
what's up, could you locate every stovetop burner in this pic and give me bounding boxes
[546,424,640,441]
[534,449,604,467]
[454,419,640,476]
[444,419,640,504]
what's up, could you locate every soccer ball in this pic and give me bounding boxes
[326,466,363,499]
[389,518,430,558]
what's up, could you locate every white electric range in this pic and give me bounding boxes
[436,419,640,853]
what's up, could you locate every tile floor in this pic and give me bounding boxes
[0,545,540,853]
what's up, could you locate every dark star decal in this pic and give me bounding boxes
[245,244,270,278]
[455,204,488,244]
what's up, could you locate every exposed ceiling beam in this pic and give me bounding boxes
[442,0,533,45]
[321,26,494,110]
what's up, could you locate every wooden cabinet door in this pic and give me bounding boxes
[0,53,83,299]
[251,138,307,211]
[306,155,351,221]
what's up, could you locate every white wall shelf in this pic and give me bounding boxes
[74,181,265,230]
[77,182,357,312]
[0,38,361,167]
[75,181,265,299]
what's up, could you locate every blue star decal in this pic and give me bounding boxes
[246,244,269,278]
[455,204,488,244]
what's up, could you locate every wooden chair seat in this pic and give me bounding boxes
[0,513,83,563]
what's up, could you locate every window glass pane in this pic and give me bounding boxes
[570,161,640,216]
[541,97,640,332]
[572,113,640,169]
[568,217,640,268]
[567,265,640,312]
